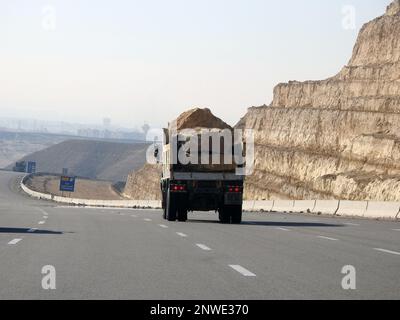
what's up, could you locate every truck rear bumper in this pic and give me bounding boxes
[172,172,244,181]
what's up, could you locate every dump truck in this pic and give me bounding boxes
[158,126,245,224]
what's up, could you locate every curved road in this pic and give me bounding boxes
[0,171,399,299]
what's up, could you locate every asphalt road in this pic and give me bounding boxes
[0,171,399,299]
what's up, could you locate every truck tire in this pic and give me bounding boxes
[162,194,167,219]
[218,206,230,224]
[177,207,188,222]
[166,191,177,221]
[231,205,242,224]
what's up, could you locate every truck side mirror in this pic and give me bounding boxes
[154,147,159,159]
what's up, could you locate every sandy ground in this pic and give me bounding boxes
[25,175,124,200]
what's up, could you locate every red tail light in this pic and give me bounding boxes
[170,183,187,192]
[227,185,242,193]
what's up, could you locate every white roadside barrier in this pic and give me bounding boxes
[242,201,254,211]
[252,200,274,212]
[364,201,400,219]
[312,200,340,215]
[21,175,162,209]
[293,200,316,213]
[272,200,294,212]
[21,175,400,219]
[336,200,368,217]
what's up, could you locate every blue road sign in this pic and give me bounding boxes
[59,176,76,192]
[27,161,36,174]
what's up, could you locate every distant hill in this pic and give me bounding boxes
[8,139,150,182]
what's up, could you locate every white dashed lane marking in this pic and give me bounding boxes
[374,248,400,256]
[196,244,212,251]
[27,228,38,233]
[144,218,152,222]
[38,221,45,225]
[317,236,339,241]
[159,224,168,228]
[229,265,256,277]
[176,232,188,238]
[275,227,290,231]
[8,239,22,245]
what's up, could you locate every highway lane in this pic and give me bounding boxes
[0,171,399,299]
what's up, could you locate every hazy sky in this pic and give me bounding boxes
[0,0,391,127]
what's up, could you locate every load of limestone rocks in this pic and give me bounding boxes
[237,0,400,201]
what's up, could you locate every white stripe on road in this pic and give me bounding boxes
[38,221,45,225]
[176,232,188,237]
[8,239,22,245]
[159,224,168,228]
[343,222,360,226]
[28,228,38,233]
[229,265,256,277]
[144,218,152,222]
[374,248,400,256]
[196,244,212,251]
[275,227,290,231]
[39,208,49,216]
[317,236,339,241]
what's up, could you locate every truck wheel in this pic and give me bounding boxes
[218,206,230,224]
[166,191,177,221]
[162,194,167,219]
[163,206,167,220]
[177,207,188,222]
[231,205,242,224]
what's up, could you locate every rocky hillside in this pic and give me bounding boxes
[10,139,149,182]
[237,1,400,201]
[123,164,162,200]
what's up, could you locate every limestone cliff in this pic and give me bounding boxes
[238,1,400,201]
[123,164,162,200]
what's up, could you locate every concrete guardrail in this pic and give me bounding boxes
[272,200,294,212]
[21,174,399,219]
[312,200,340,215]
[21,174,162,209]
[336,200,368,217]
[293,200,316,213]
[364,201,400,219]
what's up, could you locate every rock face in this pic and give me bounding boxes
[237,1,400,201]
[123,164,162,200]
